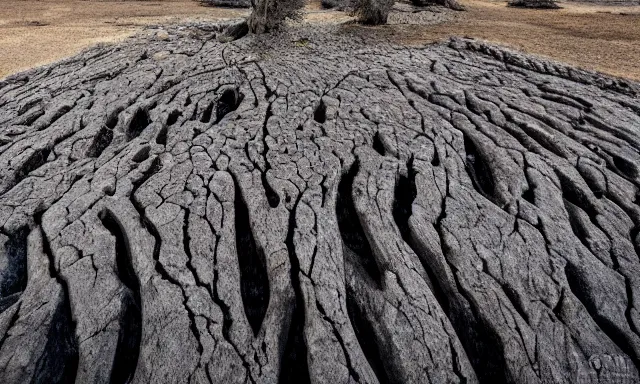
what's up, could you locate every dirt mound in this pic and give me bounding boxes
[0,21,639,383]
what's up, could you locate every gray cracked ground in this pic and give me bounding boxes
[0,20,640,384]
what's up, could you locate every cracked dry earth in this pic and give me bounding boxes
[1,20,640,384]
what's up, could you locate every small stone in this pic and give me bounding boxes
[156,30,170,41]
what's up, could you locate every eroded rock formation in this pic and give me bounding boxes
[0,21,639,383]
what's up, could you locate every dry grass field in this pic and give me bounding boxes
[0,0,639,80]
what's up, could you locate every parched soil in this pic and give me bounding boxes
[366,0,640,80]
[0,20,639,383]
[1,0,640,80]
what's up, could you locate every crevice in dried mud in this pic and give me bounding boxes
[36,221,79,384]
[31,293,79,384]
[130,193,204,362]
[131,157,162,196]
[45,105,72,129]
[13,146,51,187]
[279,197,311,384]
[557,172,599,222]
[392,157,416,247]
[0,292,20,313]
[261,103,280,209]
[86,126,113,158]
[611,154,639,181]
[394,163,450,314]
[262,172,280,209]
[234,181,270,336]
[434,203,508,384]
[345,288,389,384]
[563,199,597,255]
[336,162,382,287]
[99,210,142,384]
[564,262,639,366]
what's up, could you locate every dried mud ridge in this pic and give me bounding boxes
[1,20,640,384]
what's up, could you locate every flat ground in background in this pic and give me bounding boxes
[1,0,639,80]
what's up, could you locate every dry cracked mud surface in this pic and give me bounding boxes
[0,20,640,384]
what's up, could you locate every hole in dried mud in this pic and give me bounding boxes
[234,182,270,336]
[372,132,385,156]
[201,102,213,124]
[431,149,440,166]
[127,108,151,141]
[522,185,535,204]
[0,227,29,300]
[87,127,113,158]
[167,110,182,126]
[262,172,280,208]
[106,111,119,129]
[463,134,496,202]
[131,146,151,163]
[314,99,327,124]
[156,126,168,146]
[216,87,243,123]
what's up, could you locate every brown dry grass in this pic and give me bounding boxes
[1,0,639,80]
[0,0,247,78]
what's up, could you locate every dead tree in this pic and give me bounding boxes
[350,0,394,24]
[248,0,305,33]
